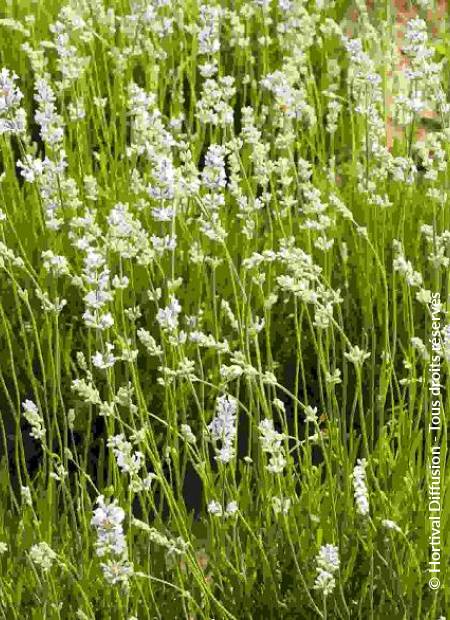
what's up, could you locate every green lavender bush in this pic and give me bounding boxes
[0,0,449,618]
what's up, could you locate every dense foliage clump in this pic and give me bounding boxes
[0,1,449,618]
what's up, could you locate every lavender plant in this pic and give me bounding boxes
[0,0,448,618]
